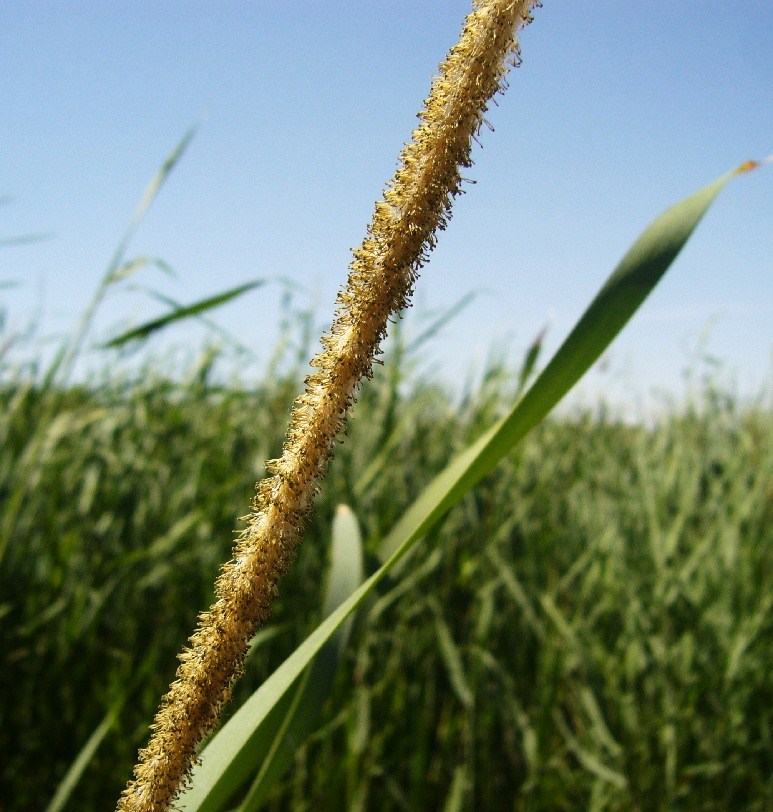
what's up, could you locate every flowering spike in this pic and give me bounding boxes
[117,1,539,809]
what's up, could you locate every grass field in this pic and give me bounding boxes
[2,1,770,806]
[1,332,770,809]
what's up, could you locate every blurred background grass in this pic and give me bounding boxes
[0,302,770,809]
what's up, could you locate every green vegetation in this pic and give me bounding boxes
[0,33,768,804]
[1,313,770,808]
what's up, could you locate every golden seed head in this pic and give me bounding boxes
[117,2,538,809]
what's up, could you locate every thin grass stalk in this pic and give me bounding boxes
[56,129,195,388]
[117,2,538,809]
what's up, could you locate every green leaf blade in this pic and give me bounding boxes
[103,280,265,348]
[179,161,760,808]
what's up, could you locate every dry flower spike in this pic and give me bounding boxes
[117,1,539,809]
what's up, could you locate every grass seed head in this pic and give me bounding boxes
[117,2,538,809]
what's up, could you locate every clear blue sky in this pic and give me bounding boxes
[1,1,771,413]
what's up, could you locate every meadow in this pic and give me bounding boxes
[1,324,770,809]
[1,4,769,806]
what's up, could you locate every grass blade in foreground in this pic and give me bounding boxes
[178,506,364,812]
[179,161,760,805]
[383,160,763,558]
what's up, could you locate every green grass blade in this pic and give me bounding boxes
[431,599,474,709]
[55,128,196,383]
[176,165,755,797]
[516,321,549,395]
[443,765,468,812]
[43,653,159,812]
[0,232,52,248]
[492,164,752,452]
[142,289,260,361]
[45,702,124,812]
[407,291,477,354]
[102,281,265,348]
[125,128,197,246]
[178,505,364,812]
[380,162,757,559]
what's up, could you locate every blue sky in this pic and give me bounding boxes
[1,1,771,413]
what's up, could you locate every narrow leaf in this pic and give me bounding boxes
[129,128,197,235]
[103,281,265,348]
[0,232,52,248]
[443,765,468,812]
[143,289,260,361]
[407,291,477,353]
[56,128,196,385]
[431,600,474,709]
[516,321,549,395]
[45,705,123,812]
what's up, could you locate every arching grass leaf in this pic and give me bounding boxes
[180,160,760,807]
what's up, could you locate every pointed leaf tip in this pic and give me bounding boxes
[735,156,773,175]
[736,160,759,175]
